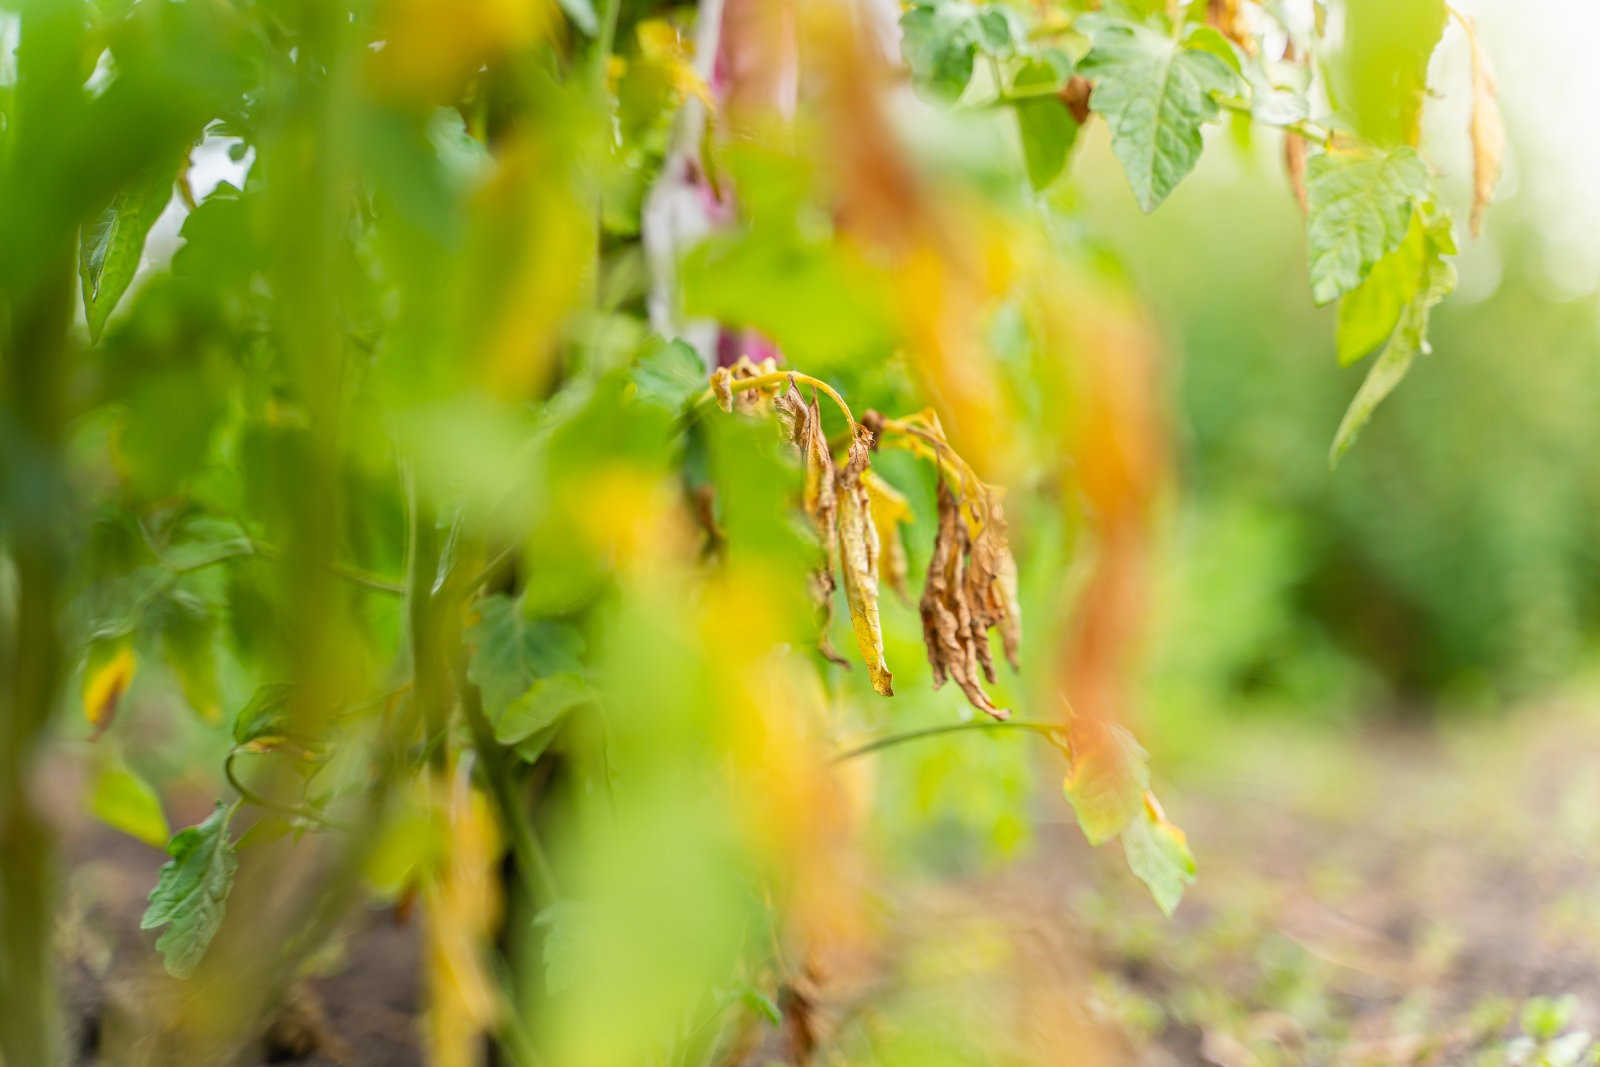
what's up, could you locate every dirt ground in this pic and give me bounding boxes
[56,692,1600,1065]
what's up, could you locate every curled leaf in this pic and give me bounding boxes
[861,469,912,604]
[962,486,1022,675]
[775,384,847,666]
[837,425,892,695]
[1462,15,1504,236]
[919,481,1005,719]
[711,366,734,412]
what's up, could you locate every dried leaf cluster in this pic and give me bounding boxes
[709,360,1020,717]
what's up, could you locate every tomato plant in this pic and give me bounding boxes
[0,0,1499,1062]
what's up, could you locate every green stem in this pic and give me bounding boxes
[1216,96,1334,147]
[832,719,1067,763]
[702,371,858,434]
[164,537,405,595]
[462,684,561,903]
[224,749,353,832]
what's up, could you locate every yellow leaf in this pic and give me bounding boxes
[422,770,504,1067]
[84,644,136,737]
[837,426,892,696]
[861,469,912,603]
[371,0,555,102]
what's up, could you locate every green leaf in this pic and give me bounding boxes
[1062,718,1150,845]
[679,230,895,373]
[1323,0,1445,146]
[87,760,169,849]
[492,672,595,747]
[1335,210,1425,365]
[141,803,238,979]
[1305,146,1429,305]
[1009,50,1072,96]
[1078,19,1238,212]
[466,594,585,724]
[1014,98,1079,191]
[79,166,174,343]
[630,337,705,413]
[1182,25,1242,75]
[900,3,981,101]
[231,682,296,747]
[1121,796,1196,917]
[1330,207,1456,464]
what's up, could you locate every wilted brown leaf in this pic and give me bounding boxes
[776,383,849,666]
[919,481,1006,720]
[837,425,892,695]
[962,486,1022,676]
[1462,15,1504,236]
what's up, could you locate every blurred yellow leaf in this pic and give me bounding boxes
[422,770,505,1067]
[371,0,555,102]
[84,643,136,737]
[636,19,713,108]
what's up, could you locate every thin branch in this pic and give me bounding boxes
[224,748,353,832]
[832,719,1067,763]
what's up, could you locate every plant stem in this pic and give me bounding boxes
[164,537,406,595]
[832,719,1067,762]
[224,749,354,832]
[1215,97,1334,147]
[705,371,858,434]
[462,685,561,903]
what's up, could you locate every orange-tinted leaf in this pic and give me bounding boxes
[1062,716,1150,845]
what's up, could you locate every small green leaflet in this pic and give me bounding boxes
[1078,18,1238,213]
[1305,146,1429,305]
[79,166,174,343]
[1335,210,1426,365]
[899,2,984,101]
[141,802,239,979]
[232,682,298,747]
[630,337,705,413]
[1061,718,1150,845]
[466,594,586,743]
[1330,206,1456,465]
[1014,98,1079,191]
[493,672,595,749]
[1122,795,1196,917]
